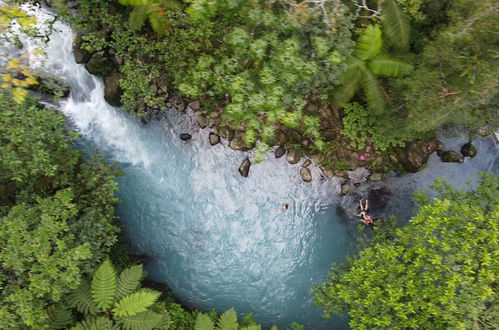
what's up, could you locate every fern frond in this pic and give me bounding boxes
[217,308,238,330]
[112,288,161,317]
[368,55,413,77]
[333,76,361,108]
[47,305,73,329]
[116,265,144,301]
[355,25,383,61]
[382,0,410,50]
[91,259,117,312]
[129,6,148,31]
[67,280,99,316]
[117,310,163,330]
[73,316,115,330]
[162,0,182,11]
[361,71,385,114]
[148,5,168,37]
[195,313,215,330]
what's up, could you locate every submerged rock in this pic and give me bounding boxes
[286,150,301,165]
[300,167,312,182]
[440,150,464,163]
[104,73,123,106]
[180,133,192,141]
[209,132,220,145]
[275,146,286,159]
[461,142,477,158]
[239,158,251,177]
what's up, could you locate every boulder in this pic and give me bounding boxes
[435,140,445,156]
[217,126,234,141]
[394,140,437,172]
[302,159,312,167]
[275,146,286,158]
[209,132,220,146]
[369,173,382,182]
[367,183,392,214]
[340,184,350,195]
[239,158,251,177]
[180,133,192,141]
[85,51,115,77]
[173,97,185,112]
[72,33,92,64]
[348,167,370,185]
[461,142,477,158]
[286,150,301,165]
[300,167,312,182]
[440,150,464,163]
[229,132,252,151]
[321,166,334,178]
[29,69,70,98]
[196,114,209,129]
[188,100,200,111]
[104,73,123,106]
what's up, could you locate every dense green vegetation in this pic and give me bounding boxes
[314,174,499,329]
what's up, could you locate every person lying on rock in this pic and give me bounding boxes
[360,214,374,226]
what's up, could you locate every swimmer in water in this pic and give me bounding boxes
[283,204,290,211]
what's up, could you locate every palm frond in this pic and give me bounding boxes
[368,55,413,77]
[217,308,238,330]
[333,76,362,108]
[382,0,410,50]
[119,0,149,6]
[73,316,114,330]
[355,25,383,61]
[338,57,367,85]
[195,313,215,330]
[116,265,144,301]
[148,5,168,37]
[91,259,117,311]
[361,71,385,114]
[67,280,99,316]
[112,288,161,317]
[117,310,164,330]
[47,305,73,330]
[129,6,148,31]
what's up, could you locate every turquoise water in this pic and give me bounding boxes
[31,16,498,330]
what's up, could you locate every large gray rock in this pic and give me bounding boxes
[367,183,392,214]
[440,150,464,163]
[196,114,209,129]
[104,73,123,106]
[72,33,92,64]
[348,167,370,185]
[239,158,251,177]
[300,167,312,182]
[286,150,301,165]
[229,132,252,151]
[461,142,477,158]
[394,140,437,172]
[209,132,220,145]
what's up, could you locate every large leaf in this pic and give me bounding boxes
[119,0,149,6]
[116,265,144,301]
[361,71,385,114]
[368,55,413,77]
[91,259,117,311]
[147,5,168,37]
[338,57,367,85]
[112,288,161,317]
[129,6,148,31]
[217,308,238,330]
[195,313,215,330]
[118,310,163,330]
[67,280,99,315]
[382,0,410,50]
[333,76,361,108]
[355,25,383,61]
[73,316,116,330]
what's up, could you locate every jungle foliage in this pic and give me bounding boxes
[314,174,499,329]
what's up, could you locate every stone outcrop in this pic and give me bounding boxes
[367,183,392,213]
[72,33,92,64]
[300,167,312,182]
[461,142,477,158]
[209,132,220,145]
[393,140,437,172]
[348,167,370,185]
[85,51,115,77]
[229,132,252,151]
[286,150,301,165]
[239,158,251,177]
[275,146,285,159]
[440,150,464,163]
[104,73,123,106]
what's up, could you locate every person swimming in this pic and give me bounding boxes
[283,204,290,211]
